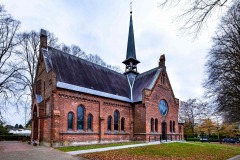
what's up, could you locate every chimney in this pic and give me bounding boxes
[40,29,47,49]
[159,54,166,67]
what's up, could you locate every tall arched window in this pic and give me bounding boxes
[155,118,158,132]
[87,114,93,131]
[179,126,182,133]
[121,117,125,131]
[68,112,73,130]
[151,118,154,132]
[114,110,119,131]
[170,120,172,132]
[107,116,112,131]
[173,121,175,133]
[77,106,84,130]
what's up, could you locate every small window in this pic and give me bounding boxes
[36,80,41,94]
[68,112,73,130]
[151,118,154,132]
[107,116,112,131]
[161,74,165,84]
[121,117,125,131]
[77,106,84,130]
[46,101,51,116]
[155,118,158,132]
[87,114,93,131]
[173,121,175,133]
[170,121,172,132]
[43,81,46,96]
[114,110,119,131]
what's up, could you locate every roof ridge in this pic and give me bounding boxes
[48,46,125,77]
[136,67,159,78]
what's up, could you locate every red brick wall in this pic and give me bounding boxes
[32,54,183,146]
[143,70,180,135]
[133,103,146,133]
[31,54,59,146]
[51,89,132,145]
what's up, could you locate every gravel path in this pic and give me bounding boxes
[0,141,88,160]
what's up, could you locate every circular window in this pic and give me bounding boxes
[158,100,168,116]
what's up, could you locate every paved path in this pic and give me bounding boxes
[0,141,87,160]
[228,155,240,160]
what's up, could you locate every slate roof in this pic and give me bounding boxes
[42,47,161,103]
[133,68,161,102]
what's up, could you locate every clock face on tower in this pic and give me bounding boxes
[158,100,168,116]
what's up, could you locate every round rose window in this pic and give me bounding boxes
[158,100,168,116]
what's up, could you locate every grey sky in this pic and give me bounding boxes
[2,0,222,125]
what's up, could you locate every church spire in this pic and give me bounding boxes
[123,5,140,75]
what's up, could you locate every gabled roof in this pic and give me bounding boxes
[42,47,161,103]
[43,47,131,99]
[133,68,161,102]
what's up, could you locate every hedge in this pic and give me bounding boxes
[0,135,31,141]
[185,138,221,142]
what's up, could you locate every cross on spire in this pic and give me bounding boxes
[130,1,132,14]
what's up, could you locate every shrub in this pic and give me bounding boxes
[185,138,200,141]
[0,135,30,141]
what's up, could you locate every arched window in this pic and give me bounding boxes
[170,120,172,132]
[77,106,84,130]
[173,121,175,133]
[121,117,125,131]
[87,114,93,131]
[179,126,182,133]
[107,116,112,131]
[68,112,73,130]
[151,118,154,132]
[114,110,119,131]
[155,118,158,132]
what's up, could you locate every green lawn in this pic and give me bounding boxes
[80,142,240,160]
[56,141,143,152]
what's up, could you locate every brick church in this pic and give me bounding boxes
[32,11,184,147]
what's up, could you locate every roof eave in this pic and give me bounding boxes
[57,82,132,103]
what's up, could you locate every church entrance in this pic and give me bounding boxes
[33,105,38,141]
[162,122,167,140]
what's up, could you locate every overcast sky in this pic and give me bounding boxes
[2,0,223,125]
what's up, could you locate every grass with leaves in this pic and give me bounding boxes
[80,142,240,160]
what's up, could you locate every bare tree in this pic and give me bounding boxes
[71,45,87,59]
[204,2,240,123]
[179,98,211,137]
[64,44,123,73]
[0,5,25,115]
[159,0,233,37]
[17,31,59,98]
[60,43,71,54]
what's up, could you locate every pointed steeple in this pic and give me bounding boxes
[126,12,136,59]
[123,9,140,75]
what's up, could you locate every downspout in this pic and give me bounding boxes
[98,100,102,143]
